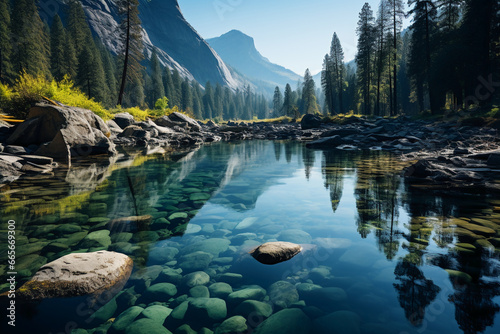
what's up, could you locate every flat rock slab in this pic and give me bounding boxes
[250,241,302,265]
[17,251,133,300]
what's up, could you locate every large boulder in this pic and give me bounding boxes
[156,112,201,132]
[16,251,133,300]
[6,103,116,163]
[301,114,322,130]
[113,112,136,129]
[250,242,302,265]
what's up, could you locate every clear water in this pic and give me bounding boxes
[1,141,499,334]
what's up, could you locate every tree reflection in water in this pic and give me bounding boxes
[394,258,441,326]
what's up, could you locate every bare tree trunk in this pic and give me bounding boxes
[117,1,130,106]
[393,1,398,116]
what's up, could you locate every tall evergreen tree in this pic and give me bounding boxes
[408,0,438,113]
[50,15,66,81]
[323,33,346,115]
[214,83,223,119]
[388,0,404,115]
[272,86,283,116]
[203,81,214,119]
[461,0,496,106]
[11,0,51,77]
[171,68,182,108]
[356,3,375,115]
[0,0,12,83]
[62,30,78,80]
[99,42,117,107]
[150,49,164,106]
[67,0,92,55]
[302,69,319,114]
[437,0,463,32]
[162,67,175,105]
[322,55,335,115]
[181,78,193,113]
[374,0,391,115]
[77,42,107,103]
[117,0,144,106]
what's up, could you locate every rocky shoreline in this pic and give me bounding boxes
[1,103,499,190]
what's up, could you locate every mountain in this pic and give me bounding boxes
[56,0,242,89]
[207,30,301,93]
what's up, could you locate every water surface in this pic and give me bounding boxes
[1,141,499,334]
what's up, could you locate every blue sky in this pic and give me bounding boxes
[177,0,409,76]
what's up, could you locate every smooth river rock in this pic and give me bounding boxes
[250,242,302,265]
[17,251,133,299]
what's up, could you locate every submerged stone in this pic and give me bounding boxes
[17,251,133,299]
[140,305,173,324]
[179,251,213,272]
[125,318,172,334]
[142,283,178,302]
[209,283,233,299]
[182,271,210,288]
[268,281,299,309]
[233,300,273,319]
[227,287,267,305]
[214,315,248,334]
[250,242,302,265]
[185,298,227,325]
[253,308,311,334]
[108,306,144,334]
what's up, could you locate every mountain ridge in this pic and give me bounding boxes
[207,30,301,93]
[55,0,243,90]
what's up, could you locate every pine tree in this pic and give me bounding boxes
[99,42,117,107]
[203,81,214,119]
[11,0,51,78]
[77,42,107,103]
[150,49,164,106]
[356,3,375,115]
[67,0,92,55]
[162,67,175,104]
[283,83,294,117]
[374,0,391,115]
[214,83,223,119]
[302,69,319,114]
[62,30,78,80]
[272,86,283,116]
[322,33,346,115]
[388,0,405,115]
[192,82,203,119]
[437,0,463,32]
[461,0,496,106]
[408,0,438,113]
[171,68,182,108]
[117,0,144,106]
[50,15,66,81]
[0,0,13,83]
[322,55,335,115]
[181,78,193,113]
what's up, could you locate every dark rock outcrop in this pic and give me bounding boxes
[301,114,322,130]
[7,103,116,163]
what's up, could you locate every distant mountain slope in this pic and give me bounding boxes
[207,30,301,92]
[56,0,242,89]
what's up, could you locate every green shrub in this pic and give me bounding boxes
[154,96,169,110]
[0,83,14,113]
[50,77,111,120]
[1,73,112,120]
